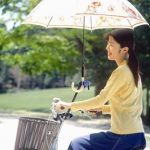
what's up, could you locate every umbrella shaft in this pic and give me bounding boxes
[82,16,85,77]
[64,83,82,119]
[82,66,84,77]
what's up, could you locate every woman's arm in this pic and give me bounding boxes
[86,105,111,115]
[101,105,111,114]
[55,67,126,112]
[71,67,126,111]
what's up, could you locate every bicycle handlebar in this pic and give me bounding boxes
[50,97,92,121]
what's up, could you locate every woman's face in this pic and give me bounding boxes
[106,36,122,62]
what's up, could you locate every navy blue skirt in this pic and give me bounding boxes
[67,131,146,150]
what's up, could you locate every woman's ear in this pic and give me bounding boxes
[122,47,129,53]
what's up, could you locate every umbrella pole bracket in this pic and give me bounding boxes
[71,77,84,93]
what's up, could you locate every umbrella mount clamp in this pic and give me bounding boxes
[71,77,84,93]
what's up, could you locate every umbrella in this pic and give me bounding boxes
[22,0,149,93]
[23,0,149,29]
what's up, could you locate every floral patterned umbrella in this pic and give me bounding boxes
[22,0,149,92]
[22,0,149,29]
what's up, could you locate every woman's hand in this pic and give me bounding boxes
[86,108,102,114]
[54,100,71,111]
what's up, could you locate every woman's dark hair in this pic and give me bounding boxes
[104,29,140,87]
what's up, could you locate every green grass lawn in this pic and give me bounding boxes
[0,87,95,113]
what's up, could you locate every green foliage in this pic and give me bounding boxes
[56,28,114,93]
[1,0,149,92]
[0,0,149,85]
[1,26,80,75]
[0,61,9,93]
[0,0,81,76]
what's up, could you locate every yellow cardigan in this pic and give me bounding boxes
[71,60,144,134]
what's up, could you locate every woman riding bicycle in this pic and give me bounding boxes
[55,29,146,150]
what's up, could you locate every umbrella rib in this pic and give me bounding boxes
[47,16,53,28]
[127,18,134,29]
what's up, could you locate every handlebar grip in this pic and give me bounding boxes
[89,111,97,113]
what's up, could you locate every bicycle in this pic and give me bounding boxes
[14,97,92,150]
[14,81,145,150]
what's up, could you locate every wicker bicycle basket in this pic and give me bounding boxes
[14,117,61,150]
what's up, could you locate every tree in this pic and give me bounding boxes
[0,0,81,91]
[1,0,112,94]
[0,61,9,93]
[0,0,81,76]
[0,17,12,93]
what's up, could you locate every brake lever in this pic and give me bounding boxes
[78,110,93,120]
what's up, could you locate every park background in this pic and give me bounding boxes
[0,0,150,149]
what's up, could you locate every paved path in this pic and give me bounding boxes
[0,117,149,150]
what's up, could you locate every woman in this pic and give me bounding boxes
[55,29,146,150]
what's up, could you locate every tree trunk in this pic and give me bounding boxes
[146,88,150,110]
[95,82,105,95]
[17,77,21,91]
[41,74,46,89]
[145,105,150,126]
[16,68,21,91]
[144,88,150,126]
[62,74,66,87]
[30,75,36,89]
[94,73,107,96]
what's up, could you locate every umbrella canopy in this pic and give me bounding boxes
[22,0,149,29]
[22,0,149,93]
